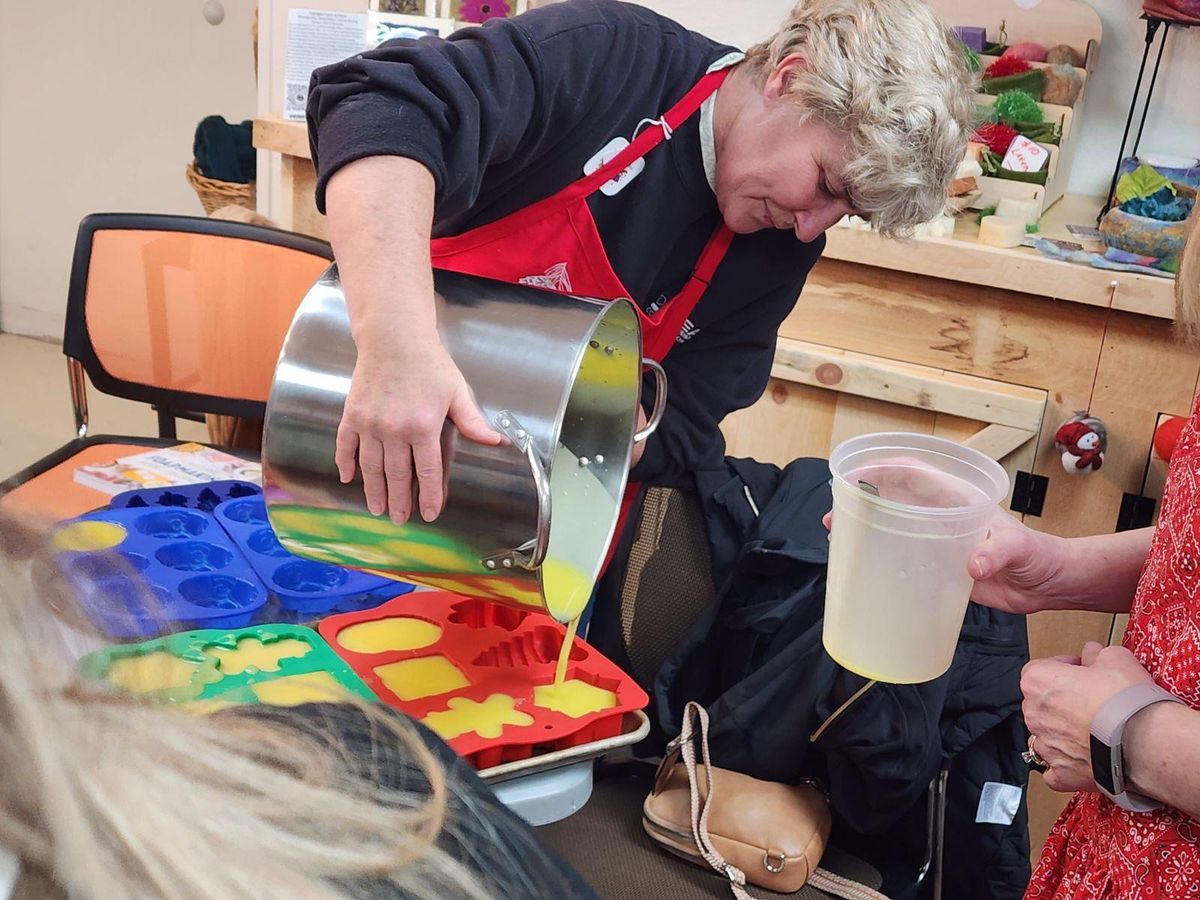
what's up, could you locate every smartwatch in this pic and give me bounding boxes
[1090,682,1184,812]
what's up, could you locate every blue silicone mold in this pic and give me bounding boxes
[110,480,262,513]
[214,495,413,615]
[56,507,268,639]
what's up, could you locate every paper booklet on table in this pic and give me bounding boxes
[74,443,262,496]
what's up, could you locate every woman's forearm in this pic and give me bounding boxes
[325,155,439,357]
[1124,699,1200,820]
[1049,528,1154,615]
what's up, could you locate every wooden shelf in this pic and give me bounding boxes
[254,114,311,159]
[825,195,1175,320]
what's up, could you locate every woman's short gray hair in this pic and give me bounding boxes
[746,0,976,237]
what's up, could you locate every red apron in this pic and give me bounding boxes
[430,68,734,570]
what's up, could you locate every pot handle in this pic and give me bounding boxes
[634,358,668,444]
[488,410,551,571]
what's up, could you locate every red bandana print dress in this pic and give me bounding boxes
[1027,396,1200,899]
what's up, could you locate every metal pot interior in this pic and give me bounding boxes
[539,299,641,622]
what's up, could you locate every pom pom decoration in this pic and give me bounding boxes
[1155,416,1187,462]
[985,55,1032,79]
[1003,41,1049,62]
[1046,44,1085,67]
[1043,64,1083,107]
[973,122,1020,156]
[994,90,1045,125]
[1055,412,1107,475]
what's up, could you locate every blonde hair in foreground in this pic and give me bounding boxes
[745,0,977,237]
[1176,208,1200,346]
[0,520,489,900]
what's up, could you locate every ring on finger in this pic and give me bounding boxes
[1021,734,1047,769]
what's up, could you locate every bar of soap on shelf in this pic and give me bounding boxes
[995,197,1041,227]
[978,216,1026,248]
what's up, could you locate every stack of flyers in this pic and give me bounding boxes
[74,443,261,496]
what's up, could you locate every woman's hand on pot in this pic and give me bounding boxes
[1022,642,1155,793]
[336,337,500,524]
[968,513,1072,616]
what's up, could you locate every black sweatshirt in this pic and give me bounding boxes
[308,0,824,488]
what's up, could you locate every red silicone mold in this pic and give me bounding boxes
[318,592,649,768]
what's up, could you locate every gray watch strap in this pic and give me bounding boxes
[1091,682,1184,812]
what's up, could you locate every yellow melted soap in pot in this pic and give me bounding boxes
[205,637,311,675]
[534,679,618,719]
[423,694,533,740]
[374,655,470,701]
[53,520,127,553]
[337,617,442,654]
[251,671,352,707]
[106,651,198,694]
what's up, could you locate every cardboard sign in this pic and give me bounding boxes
[1001,135,1050,174]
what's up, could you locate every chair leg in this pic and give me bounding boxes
[155,406,177,440]
[67,357,89,439]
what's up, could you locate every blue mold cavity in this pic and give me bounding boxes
[155,541,233,573]
[179,575,260,610]
[247,528,290,558]
[221,499,268,525]
[135,510,209,539]
[272,561,349,593]
[68,551,150,580]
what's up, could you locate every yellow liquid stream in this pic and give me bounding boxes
[337,617,442,654]
[106,651,198,694]
[374,655,470,701]
[204,637,311,675]
[251,671,353,707]
[423,694,533,740]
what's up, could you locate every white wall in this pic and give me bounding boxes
[0,0,258,339]
[644,0,1200,197]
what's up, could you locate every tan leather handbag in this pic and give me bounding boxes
[643,702,889,900]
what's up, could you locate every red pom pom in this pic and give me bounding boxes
[985,55,1032,79]
[973,123,1020,156]
[1154,416,1187,462]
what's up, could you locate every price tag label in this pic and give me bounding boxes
[1001,135,1050,173]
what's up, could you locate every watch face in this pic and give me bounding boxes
[1090,734,1117,794]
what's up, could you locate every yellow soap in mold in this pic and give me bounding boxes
[251,671,352,707]
[204,637,311,675]
[534,679,618,719]
[374,655,470,701]
[106,651,198,694]
[53,520,126,552]
[337,618,442,654]
[423,694,533,740]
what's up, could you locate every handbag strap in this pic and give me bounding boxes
[677,701,892,900]
[679,701,755,900]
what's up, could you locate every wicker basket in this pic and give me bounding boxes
[186,161,256,215]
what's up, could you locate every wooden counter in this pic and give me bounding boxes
[256,111,1196,856]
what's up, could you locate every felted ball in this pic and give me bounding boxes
[1043,64,1083,107]
[985,55,1032,79]
[1003,42,1049,63]
[994,90,1045,125]
[973,122,1020,156]
[1046,44,1085,68]
[1154,416,1187,461]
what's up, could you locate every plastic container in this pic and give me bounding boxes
[319,592,649,768]
[824,433,1009,684]
[53,508,269,639]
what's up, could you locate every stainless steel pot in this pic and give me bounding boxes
[262,266,665,622]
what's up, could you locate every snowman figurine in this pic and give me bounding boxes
[1054,413,1107,475]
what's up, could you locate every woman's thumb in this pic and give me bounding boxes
[970,527,1027,581]
[449,384,502,446]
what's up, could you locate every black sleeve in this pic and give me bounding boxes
[306,1,659,216]
[630,259,817,488]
